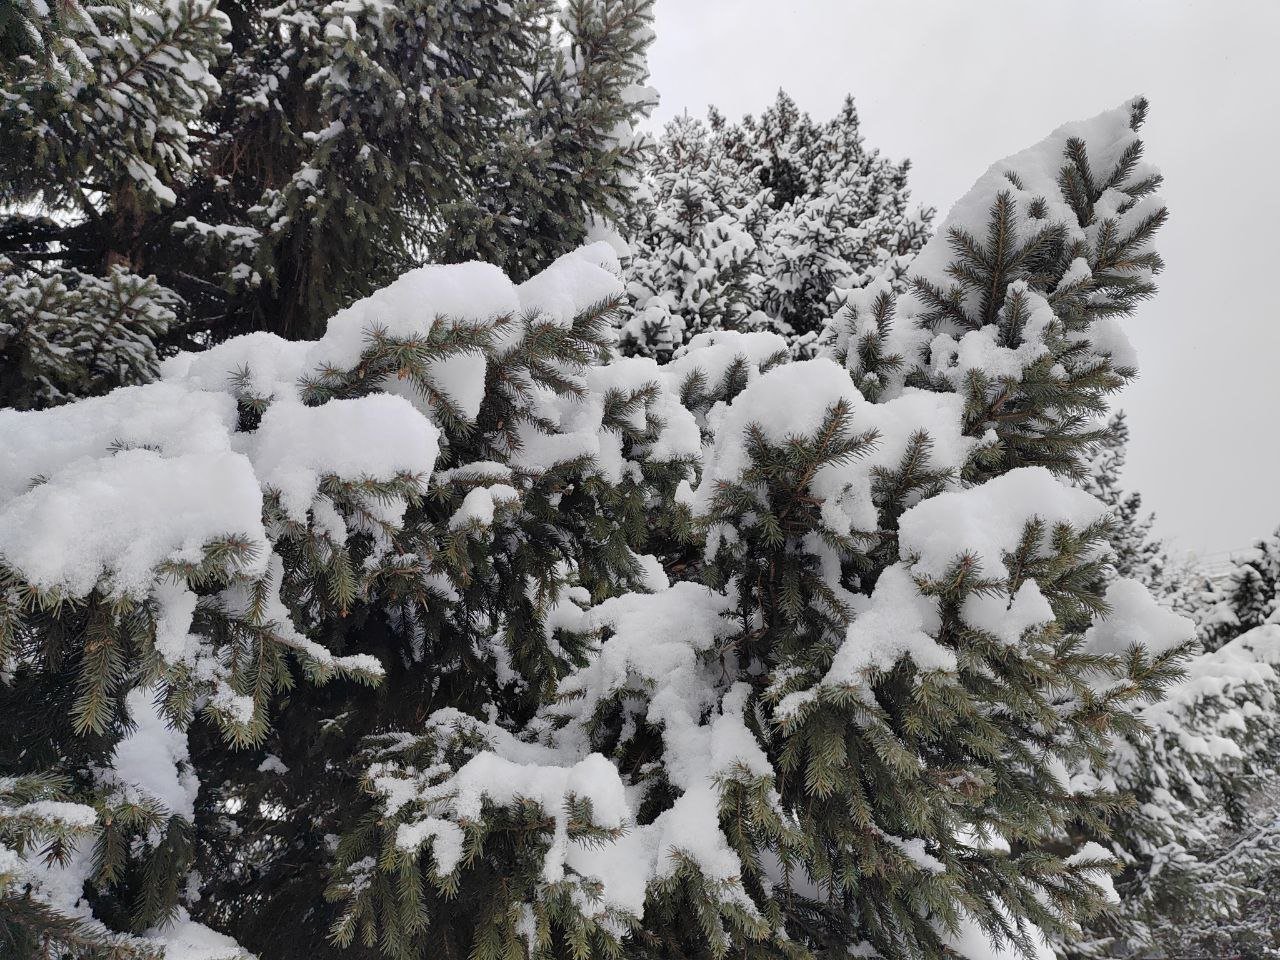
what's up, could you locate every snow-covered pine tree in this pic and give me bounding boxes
[2,98,1188,960]
[451,0,659,279]
[1078,412,1176,596]
[0,0,228,408]
[1081,621,1280,960]
[349,98,1184,960]
[195,0,658,339]
[622,91,931,358]
[1064,430,1280,958]
[759,95,929,348]
[188,247,699,960]
[1,0,656,406]
[0,244,696,958]
[734,89,819,210]
[1200,529,1280,651]
[622,114,772,359]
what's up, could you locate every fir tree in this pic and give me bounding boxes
[760,95,928,346]
[0,244,696,958]
[1201,529,1280,651]
[1080,623,1280,960]
[1078,412,1175,594]
[1,0,657,403]
[622,90,931,358]
[1,0,229,408]
[0,98,1194,960]
[323,99,1177,960]
[1067,436,1280,958]
[623,114,771,359]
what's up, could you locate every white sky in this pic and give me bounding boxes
[647,0,1280,564]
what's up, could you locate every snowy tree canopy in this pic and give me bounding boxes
[620,91,931,358]
[1,0,658,414]
[0,96,1226,960]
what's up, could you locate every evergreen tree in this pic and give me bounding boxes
[1,98,1194,960]
[1,0,229,408]
[622,114,771,358]
[1080,623,1280,960]
[1200,529,1280,651]
[1068,436,1280,958]
[0,243,696,958]
[1078,412,1174,594]
[622,90,930,358]
[1,0,656,405]
[759,95,928,347]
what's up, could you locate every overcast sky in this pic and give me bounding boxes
[647,0,1280,565]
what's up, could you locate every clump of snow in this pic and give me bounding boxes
[881,831,946,875]
[142,907,256,960]
[396,817,466,876]
[307,261,518,374]
[1140,624,1280,760]
[588,357,702,464]
[10,833,98,937]
[1084,578,1195,657]
[9,801,97,829]
[422,350,488,423]
[562,583,738,732]
[819,564,952,691]
[630,552,669,592]
[448,484,519,530]
[691,358,862,518]
[516,242,624,329]
[0,382,238,500]
[643,780,749,884]
[1066,841,1120,905]
[692,359,973,540]
[962,580,1055,645]
[700,358,859,472]
[385,584,764,922]
[0,449,267,597]
[381,729,631,887]
[257,754,288,774]
[823,278,913,380]
[926,283,1054,387]
[1070,316,1138,370]
[110,688,200,820]
[860,388,974,480]
[508,386,606,475]
[452,751,628,862]
[248,395,439,522]
[152,580,201,665]
[559,587,765,910]
[161,332,311,402]
[665,329,789,394]
[898,467,1107,581]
